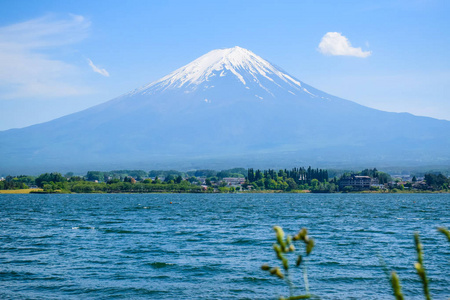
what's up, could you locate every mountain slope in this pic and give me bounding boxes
[1,46,449,173]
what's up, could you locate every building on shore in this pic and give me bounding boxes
[339,175,372,190]
[222,177,246,187]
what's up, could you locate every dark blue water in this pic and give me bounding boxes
[1,194,449,299]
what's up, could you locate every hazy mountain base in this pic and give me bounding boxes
[2,89,449,174]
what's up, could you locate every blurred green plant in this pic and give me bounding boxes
[390,271,404,300]
[437,227,450,243]
[263,226,449,300]
[261,226,316,300]
[388,227,450,300]
[413,233,431,300]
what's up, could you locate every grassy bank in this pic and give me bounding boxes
[0,188,43,194]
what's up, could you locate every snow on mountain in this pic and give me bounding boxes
[1,46,450,173]
[128,46,318,99]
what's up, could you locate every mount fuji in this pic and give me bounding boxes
[1,46,449,173]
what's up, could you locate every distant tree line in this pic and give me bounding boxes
[22,173,208,193]
[185,168,247,179]
[80,168,247,183]
[1,168,449,193]
[424,173,449,190]
[244,167,334,192]
[247,167,329,184]
[0,175,31,190]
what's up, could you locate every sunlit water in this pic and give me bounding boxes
[1,193,449,299]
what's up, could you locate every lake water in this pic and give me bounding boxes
[1,193,449,299]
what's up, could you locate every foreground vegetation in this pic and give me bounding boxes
[262,226,450,299]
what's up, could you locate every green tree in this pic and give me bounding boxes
[64,172,74,178]
[35,173,66,188]
[255,170,263,181]
[285,178,298,191]
[152,177,162,184]
[86,171,103,182]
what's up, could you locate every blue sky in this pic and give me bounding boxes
[0,0,449,130]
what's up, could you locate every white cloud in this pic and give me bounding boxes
[0,14,92,99]
[318,32,371,58]
[87,58,110,77]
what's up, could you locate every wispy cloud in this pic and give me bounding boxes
[87,58,110,77]
[318,32,371,58]
[0,14,92,99]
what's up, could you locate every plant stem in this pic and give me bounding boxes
[414,233,431,300]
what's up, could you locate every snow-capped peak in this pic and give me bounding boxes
[131,46,307,96]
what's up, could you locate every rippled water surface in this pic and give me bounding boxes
[1,193,449,299]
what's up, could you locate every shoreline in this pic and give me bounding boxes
[1,189,448,195]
